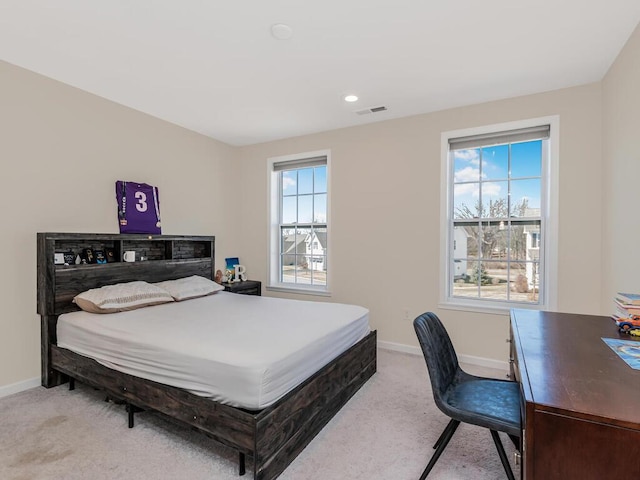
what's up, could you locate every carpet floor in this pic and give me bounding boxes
[0,349,519,479]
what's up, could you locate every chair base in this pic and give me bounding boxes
[490,429,516,480]
[419,419,460,480]
[419,420,517,480]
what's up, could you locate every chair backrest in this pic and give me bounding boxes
[413,312,460,411]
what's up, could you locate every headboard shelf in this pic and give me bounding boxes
[52,256,212,272]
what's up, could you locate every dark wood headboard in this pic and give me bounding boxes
[37,232,215,386]
[37,233,215,316]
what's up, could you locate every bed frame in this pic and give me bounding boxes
[37,232,377,480]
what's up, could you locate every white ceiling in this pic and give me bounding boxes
[1,1,639,146]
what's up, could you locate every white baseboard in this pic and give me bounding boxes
[378,340,509,372]
[1,346,508,400]
[378,340,423,356]
[0,377,40,399]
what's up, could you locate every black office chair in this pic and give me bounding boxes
[413,312,521,480]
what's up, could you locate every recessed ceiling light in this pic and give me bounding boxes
[271,24,293,40]
[344,94,359,103]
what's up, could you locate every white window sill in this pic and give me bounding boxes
[438,299,544,316]
[266,285,332,297]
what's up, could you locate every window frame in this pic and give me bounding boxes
[439,117,559,314]
[267,149,331,296]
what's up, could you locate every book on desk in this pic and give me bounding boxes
[612,292,640,336]
[614,299,640,316]
[611,292,640,335]
[616,292,640,306]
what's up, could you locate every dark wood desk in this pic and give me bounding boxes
[510,309,640,480]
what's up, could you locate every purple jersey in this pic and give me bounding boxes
[116,180,162,234]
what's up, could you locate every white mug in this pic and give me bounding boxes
[123,251,136,262]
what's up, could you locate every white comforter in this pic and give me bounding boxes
[57,291,370,409]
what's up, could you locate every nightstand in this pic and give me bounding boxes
[222,280,261,296]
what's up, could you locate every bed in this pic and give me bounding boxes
[37,232,377,480]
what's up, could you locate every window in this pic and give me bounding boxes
[440,118,558,312]
[268,151,329,294]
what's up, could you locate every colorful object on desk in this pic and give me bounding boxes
[612,314,640,335]
[616,292,640,306]
[602,337,640,370]
[614,298,640,317]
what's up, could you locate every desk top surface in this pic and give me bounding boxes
[511,309,640,429]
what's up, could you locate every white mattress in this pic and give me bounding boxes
[57,291,370,409]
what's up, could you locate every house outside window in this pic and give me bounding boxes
[440,117,558,312]
[268,150,330,294]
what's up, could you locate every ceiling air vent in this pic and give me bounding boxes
[355,105,388,115]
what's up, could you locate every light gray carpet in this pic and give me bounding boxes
[0,349,519,479]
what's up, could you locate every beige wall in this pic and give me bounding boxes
[237,84,603,363]
[602,23,640,308]
[6,22,639,389]
[0,61,239,389]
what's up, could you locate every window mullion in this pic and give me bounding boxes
[477,148,483,297]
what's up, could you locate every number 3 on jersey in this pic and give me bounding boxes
[134,191,148,212]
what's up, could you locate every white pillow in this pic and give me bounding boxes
[154,275,224,301]
[73,281,174,314]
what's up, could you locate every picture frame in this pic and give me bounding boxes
[81,248,95,264]
[63,251,76,265]
[225,257,240,270]
[105,247,116,263]
[94,250,107,264]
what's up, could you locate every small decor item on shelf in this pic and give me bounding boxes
[94,250,107,264]
[225,257,240,282]
[81,248,95,264]
[115,180,162,234]
[225,268,235,283]
[105,248,116,263]
[63,251,75,265]
[225,257,239,270]
[214,269,223,284]
[234,264,247,282]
